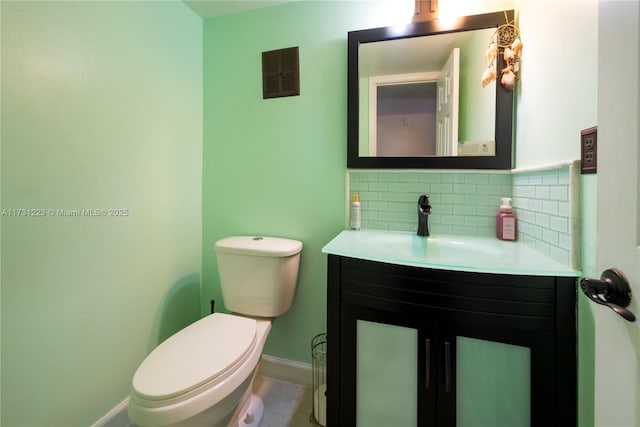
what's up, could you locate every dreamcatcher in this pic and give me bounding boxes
[482,11,522,91]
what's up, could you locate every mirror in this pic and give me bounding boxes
[348,11,515,169]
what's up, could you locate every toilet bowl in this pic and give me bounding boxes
[128,236,302,427]
[129,314,271,427]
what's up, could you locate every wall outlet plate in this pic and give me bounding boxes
[581,126,598,174]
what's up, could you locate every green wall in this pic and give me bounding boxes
[1,1,202,424]
[204,1,345,363]
[202,1,420,362]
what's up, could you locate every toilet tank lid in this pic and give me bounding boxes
[215,236,302,257]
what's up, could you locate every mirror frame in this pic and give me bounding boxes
[348,11,514,169]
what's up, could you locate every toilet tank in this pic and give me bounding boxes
[214,236,303,317]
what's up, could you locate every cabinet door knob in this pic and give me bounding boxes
[580,268,636,322]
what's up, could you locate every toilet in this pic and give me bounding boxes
[128,236,303,427]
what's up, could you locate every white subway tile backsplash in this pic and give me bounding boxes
[543,200,559,215]
[350,182,368,192]
[530,224,544,239]
[431,183,454,193]
[511,162,579,268]
[388,182,409,193]
[543,228,559,246]
[550,216,569,233]
[443,174,465,184]
[442,193,465,204]
[550,186,569,200]
[349,170,512,238]
[535,186,550,199]
[535,213,551,228]
[558,169,570,184]
[528,199,544,212]
[348,162,579,268]
[369,182,388,192]
[542,171,559,185]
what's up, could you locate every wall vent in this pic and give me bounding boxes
[262,47,300,99]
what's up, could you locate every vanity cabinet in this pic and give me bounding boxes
[326,255,577,427]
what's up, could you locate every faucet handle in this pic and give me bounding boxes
[418,194,432,215]
[417,194,432,236]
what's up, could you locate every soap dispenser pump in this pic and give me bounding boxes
[496,197,516,241]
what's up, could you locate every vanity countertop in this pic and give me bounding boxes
[322,229,580,277]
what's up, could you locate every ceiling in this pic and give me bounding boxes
[183,0,296,18]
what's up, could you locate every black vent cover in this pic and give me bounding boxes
[262,46,300,99]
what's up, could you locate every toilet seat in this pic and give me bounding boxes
[132,313,257,403]
[129,315,272,426]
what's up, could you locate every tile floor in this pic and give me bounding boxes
[115,376,320,427]
[253,375,319,427]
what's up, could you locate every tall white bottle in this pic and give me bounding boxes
[350,194,361,230]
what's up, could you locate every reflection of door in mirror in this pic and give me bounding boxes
[436,48,460,156]
[366,49,462,158]
[369,73,439,157]
[356,26,501,161]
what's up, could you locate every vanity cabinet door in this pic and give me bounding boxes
[339,303,436,427]
[453,334,532,427]
[447,323,562,427]
[356,318,418,426]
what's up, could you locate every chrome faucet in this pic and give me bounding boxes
[417,194,432,237]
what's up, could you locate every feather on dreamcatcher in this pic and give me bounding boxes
[482,11,522,91]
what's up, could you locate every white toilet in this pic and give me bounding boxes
[128,236,303,427]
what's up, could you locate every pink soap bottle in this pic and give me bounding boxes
[496,197,517,241]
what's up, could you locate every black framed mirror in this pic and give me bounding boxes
[348,11,515,169]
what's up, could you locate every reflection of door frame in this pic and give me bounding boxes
[436,48,460,157]
[368,72,439,156]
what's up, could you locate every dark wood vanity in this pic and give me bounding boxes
[336,4,577,424]
[326,255,577,427]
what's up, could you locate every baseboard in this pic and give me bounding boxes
[91,397,130,427]
[259,354,312,387]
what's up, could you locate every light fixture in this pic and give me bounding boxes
[412,0,438,22]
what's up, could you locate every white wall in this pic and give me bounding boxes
[514,0,598,167]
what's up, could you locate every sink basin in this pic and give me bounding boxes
[366,233,505,263]
[322,229,579,276]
